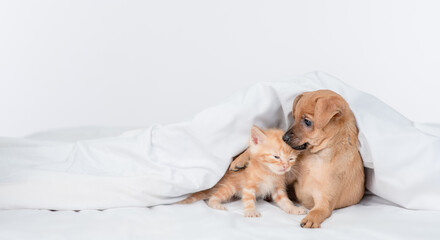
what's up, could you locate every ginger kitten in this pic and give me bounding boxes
[179,126,307,217]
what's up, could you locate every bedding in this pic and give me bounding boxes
[1,71,439,211]
[0,72,439,238]
[0,193,439,239]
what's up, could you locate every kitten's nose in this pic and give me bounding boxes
[282,133,290,142]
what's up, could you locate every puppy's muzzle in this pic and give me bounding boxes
[282,133,291,142]
[283,132,308,150]
[292,142,308,150]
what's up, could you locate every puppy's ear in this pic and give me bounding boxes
[292,94,303,115]
[249,126,267,147]
[314,96,345,129]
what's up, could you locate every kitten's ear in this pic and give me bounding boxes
[250,126,267,147]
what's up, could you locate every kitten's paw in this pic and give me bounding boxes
[244,210,261,218]
[285,205,308,215]
[207,202,227,211]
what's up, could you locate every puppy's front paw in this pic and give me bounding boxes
[300,210,325,228]
[229,151,249,171]
[285,205,308,215]
[244,209,261,218]
[229,161,247,171]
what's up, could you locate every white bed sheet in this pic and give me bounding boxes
[0,193,438,240]
[2,73,440,239]
[1,72,440,211]
[1,126,438,239]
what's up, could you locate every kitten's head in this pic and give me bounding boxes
[248,126,299,175]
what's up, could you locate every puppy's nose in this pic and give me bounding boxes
[282,133,290,142]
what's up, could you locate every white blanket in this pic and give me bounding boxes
[2,194,440,240]
[1,72,439,210]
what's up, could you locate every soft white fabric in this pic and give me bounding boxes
[0,72,439,210]
[1,194,440,240]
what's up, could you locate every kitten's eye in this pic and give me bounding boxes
[273,155,280,159]
[289,158,295,162]
[303,118,312,127]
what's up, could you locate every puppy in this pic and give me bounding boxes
[230,90,365,228]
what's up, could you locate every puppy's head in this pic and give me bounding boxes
[283,90,349,153]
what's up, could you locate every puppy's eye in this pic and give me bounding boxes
[303,118,312,127]
[273,155,280,159]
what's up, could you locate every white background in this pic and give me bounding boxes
[1,0,439,137]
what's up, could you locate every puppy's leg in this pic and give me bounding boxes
[229,149,250,171]
[300,195,334,228]
[242,184,260,217]
[272,187,307,215]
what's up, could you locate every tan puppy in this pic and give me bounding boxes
[230,90,365,228]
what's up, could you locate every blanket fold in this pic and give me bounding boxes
[1,72,439,210]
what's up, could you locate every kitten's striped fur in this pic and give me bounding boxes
[179,126,307,217]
